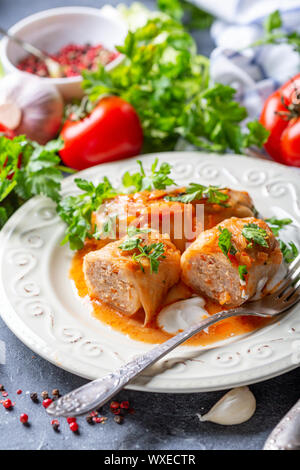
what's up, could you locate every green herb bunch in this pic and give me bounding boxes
[82,17,268,154]
[0,135,65,228]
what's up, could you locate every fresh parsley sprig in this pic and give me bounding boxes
[119,227,165,273]
[57,177,117,250]
[249,10,300,54]
[166,183,229,206]
[121,158,175,193]
[218,226,237,259]
[133,242,166,274]
[265,217,293,236]
[265,217,298,263]
[157,0,214,30]
[0,135,65,229]
[242,223,269,249]
[58,159,176,250]
[279,240,299,264]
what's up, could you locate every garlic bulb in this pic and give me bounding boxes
[0,73,63,144]
[199,386,256,425]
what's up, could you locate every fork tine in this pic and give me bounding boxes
[279,273,300,298]
[280,276,300,301]
[276,255,300,296]
[283,282,300,309]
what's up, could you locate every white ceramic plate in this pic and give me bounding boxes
[1,152,300,392]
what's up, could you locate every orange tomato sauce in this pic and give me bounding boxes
[70,241,271,346]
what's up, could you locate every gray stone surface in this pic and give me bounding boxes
[0,0,299,451]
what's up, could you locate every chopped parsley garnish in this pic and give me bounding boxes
[121,158,175,193]
[118,236,141,251]
[242,223,269,248]
[218,227,250,279]
[238,265,248,281]
[265,217,293,236]
[94,215,117,239]
[279,240,299,264]
[127,226,151,237]
[133,242,166,274]
[118,227,165,273]
[218,226,237,259]
[166,184,230,207]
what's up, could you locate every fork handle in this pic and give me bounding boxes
[46,308,244,417]
[264,399,300,450]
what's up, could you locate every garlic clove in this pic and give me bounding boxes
[0,73,63,145]
[198,386,256,425]
[0,102,22,130]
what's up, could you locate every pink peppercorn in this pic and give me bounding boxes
[17,43,118,78]
[110,401,120,410]
[69,421,78,432]
[93,417,105,423]
[67,417,76,424]
[16,389,22,395]
[20,413,28,424]
[42,398,53,409]
[120,401,130,409]
[3,399,12,409]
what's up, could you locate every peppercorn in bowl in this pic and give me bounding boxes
[0,6,127,100]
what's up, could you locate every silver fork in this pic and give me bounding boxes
[47,256,300,417]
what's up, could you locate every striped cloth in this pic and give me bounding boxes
[193,0,300,120]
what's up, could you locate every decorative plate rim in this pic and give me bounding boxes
[0,151,300,393]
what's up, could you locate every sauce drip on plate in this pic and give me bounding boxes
[70,240,271,346]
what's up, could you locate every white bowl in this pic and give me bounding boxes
[0,7,127,101]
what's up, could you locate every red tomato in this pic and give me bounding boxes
[0,123,15,139]
[0,124,18,179]
[260,73,300,166]
[59,96,143,170]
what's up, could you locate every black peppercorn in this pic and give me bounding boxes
[114,415,124,425]
[86,415,94,425]
[51,420,60,432]
[30,392,39,403]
